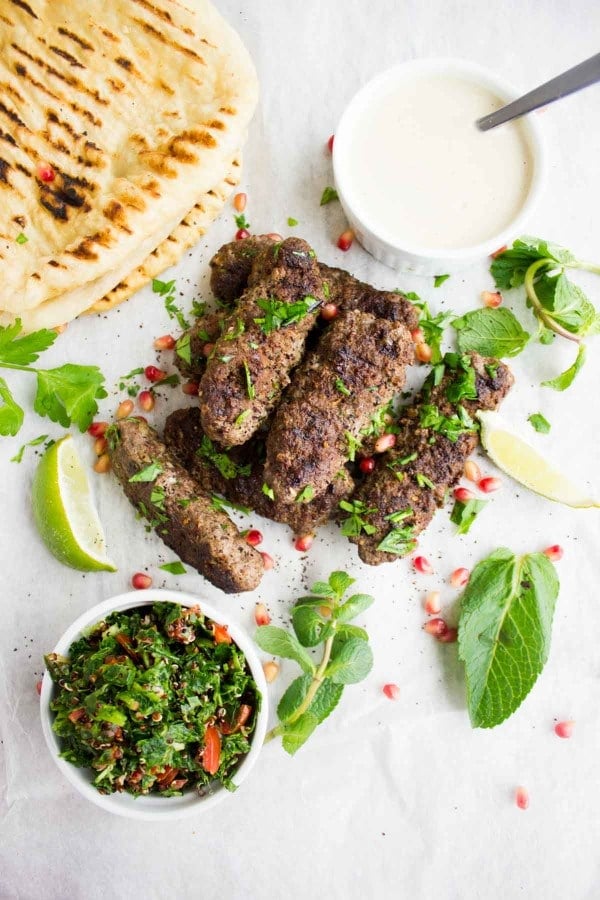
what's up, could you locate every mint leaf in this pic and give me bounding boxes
[535,274,597,336]
[452,308,530,358]
[160,561,186,575]
[0,377,24,436]
[254,626,315,675]
[325,637,373,684]
[450,498,487,535]
[335,593,374,623]
[458,548,559,728]
[320,186,339,206]
[328,570,355,598]
[434,274,450,288]
[490,237,577,290]
[277,674,312,722]
[291,604,333,647]
[308,679,344,724]
[129,460,163,483]
[331,624,369,658]
[528,412,551,434]
[542,343,586,391]
[0,320,56,366]
[310,580,335,598]
[34,365,107,431]
[281,711,319,755]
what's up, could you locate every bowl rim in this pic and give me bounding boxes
[40,588,269,821]
[332,56,547,261]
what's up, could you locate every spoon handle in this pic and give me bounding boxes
[476,52,600,131]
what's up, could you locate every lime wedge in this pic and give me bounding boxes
[31,435,117,571]
[478,411,600,508]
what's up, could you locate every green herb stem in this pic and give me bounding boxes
[524,258,582,344]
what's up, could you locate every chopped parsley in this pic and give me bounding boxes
[434,274,450,288]
[16,232,28,245]
[10,433,50,463]
[360,402,397,439]
[412,299,454,364]
[335,378,351,397]
[261,482,275,501]
[223,317,245,341]
[339,499,377,537]
[419,403,476,443]
[234,213,250,230]
[254,296,315,335]
[159,561,187,575]
[242,360,255,400]
[295,485,315,504]
[344,431,362,462]
[210,494,251,515]
[175,333,191,365]
[528,412,551,434]
[320,186,339,206]
[128,460,163,483]
[376,525,417,556]
[386,507,413,525]
[234,409,251,427]
[44,602,260,797]
[197,435,251,480]
[150,486,166,510]
[191,300,207,318]
[443,353,478,404]
[287,217,299,227]
[152,279,189,331]
[416,473,435,490]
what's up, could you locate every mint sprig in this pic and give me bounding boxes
[0,320,107,437]
[255,571,374,754]
[458,547,559,728]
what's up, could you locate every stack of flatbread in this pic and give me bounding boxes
[0,0,258,332]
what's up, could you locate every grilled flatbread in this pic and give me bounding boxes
[86,155,241,316]
[0,0,257,328]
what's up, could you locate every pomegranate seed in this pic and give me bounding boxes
[93,453,111,474]
[454,486,475,502]
[294,533,314,552]
[233,192,247,212]
[464,459,482,483]
[144,365,166,383]
[515,786,529,810]
[359,456,376,474]
[415,342,433,363]
[266,232,283,241]
[410,327,425,343]
[36,679,43,696]
[543,544,564,562]
[153,334,176,351]
[245,529,263,547]
[438,627,458,643]
[88,421,108,438]
[327,134,335,153]
[37,162,55,183]
[450,567,470,589]
[235,228,250,240]
[320,302,339,321]
[138,390,155,412]
[116,399,134,419]
[132,572,152,590]
[414,555,434,575]
[254,603,271,626]
[382,683,400,701]
[261,551,275,570]
[374,433,396,454]
[337,229,354,252]
[423,617,448,637]
[479,476,502,493]
[424,591,442,615]
[554,720,575,739]
[491,245,507,259]
[182,381,200,396]
[202,343,214,357]
[481,290,503,308]
[93,436,108,456]
[263,660,280,683]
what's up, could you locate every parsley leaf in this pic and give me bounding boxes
[0,321,57,366]
[458,548,559,728]
[450,498,487,535]
[175,333,191,365]
[335,378,351,397]
[160,561,187,575]
[234,213,250,230]
[262,482,275,501]
[376,525,417,556]
[254,296,314,334]
[210,494,251,515]
[320,186,339,206]
[34,365,107,431]
[528,412,551,434]
[419,403,476,442]
[295,485,315,504]
[434,274,450,288]
[152,278,189,331]
[0,377,24,436]
[128,460,163,483]
[197,435,251,480]
[452,308,530,358]
[339,499,377,537]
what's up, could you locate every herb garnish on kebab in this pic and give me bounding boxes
[343,352,513,564]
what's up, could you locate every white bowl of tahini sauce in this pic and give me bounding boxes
[333,58,545,274]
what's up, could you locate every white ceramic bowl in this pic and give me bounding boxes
[40,589,268,821]
[333,58,546,275]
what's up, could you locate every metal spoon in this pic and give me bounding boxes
[476,52,600,131]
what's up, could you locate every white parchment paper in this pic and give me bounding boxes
[2,1,600,897]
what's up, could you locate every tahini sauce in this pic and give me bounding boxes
[346,75,533,249]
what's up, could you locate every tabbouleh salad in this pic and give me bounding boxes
[44,602,260,797]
